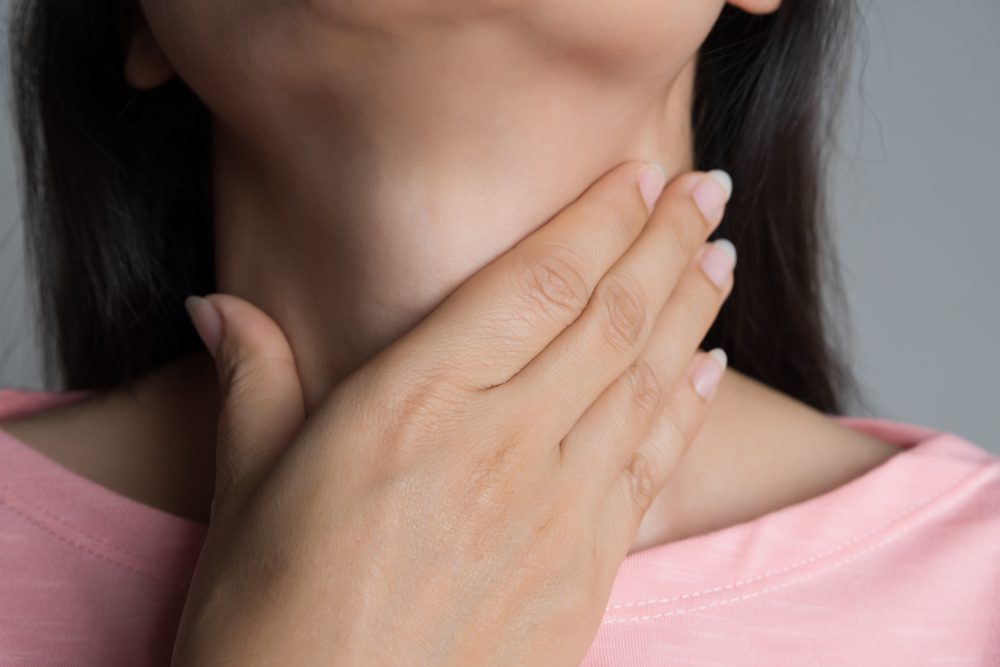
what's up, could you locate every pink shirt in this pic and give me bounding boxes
[1,388,998,666]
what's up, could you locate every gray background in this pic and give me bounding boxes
[1,0,997,451]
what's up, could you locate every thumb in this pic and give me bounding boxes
[184,294,306,512]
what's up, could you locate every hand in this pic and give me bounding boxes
[171,160,735,667]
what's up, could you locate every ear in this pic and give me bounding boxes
[726,0,781,15]
[122,2,175,90]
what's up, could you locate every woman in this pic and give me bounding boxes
[0,0,997,664]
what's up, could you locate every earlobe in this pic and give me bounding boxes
[725,0,782,15]
[123,8,175,90]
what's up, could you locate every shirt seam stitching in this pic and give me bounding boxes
[604,461,998,621]
[0,484,193,590]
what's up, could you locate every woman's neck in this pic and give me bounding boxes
[201,37,897,552]
[213,45,697,411]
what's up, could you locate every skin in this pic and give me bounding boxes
[0,0,900,566]
[166,165,746,665]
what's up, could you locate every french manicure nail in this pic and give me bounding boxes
[637,162,667,213]
[184,295,223,356]
[700,238,737,288]
[691,169,732,229]
[692,348,727,400]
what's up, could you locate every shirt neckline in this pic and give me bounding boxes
[0,388,993,599]
[0,389,209,588]
[603,419,994,622]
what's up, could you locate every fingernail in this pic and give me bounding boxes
[637,162,667,213]
[691,169,732,230]
[184,295,222,356]
[692,348,727,400]
[700,238,737,288]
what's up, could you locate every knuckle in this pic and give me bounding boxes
[218,344,252,396]
[455,425,538,532]
[593,271,648,354]
[223,359,267,408]
[464,437,521,508]
[382,370,471,456]
[514,245,591,324]
[623,357,662,415]
[624,448,660,513]
[220,348,298,405]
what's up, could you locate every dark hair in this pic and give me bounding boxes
[5,0,873,415]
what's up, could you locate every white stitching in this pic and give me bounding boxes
[605,461,998,618]
[0,493,190,590]
[0,483,198,586]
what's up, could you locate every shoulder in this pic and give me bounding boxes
[0,387,100,456]
[0,360,219,525]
